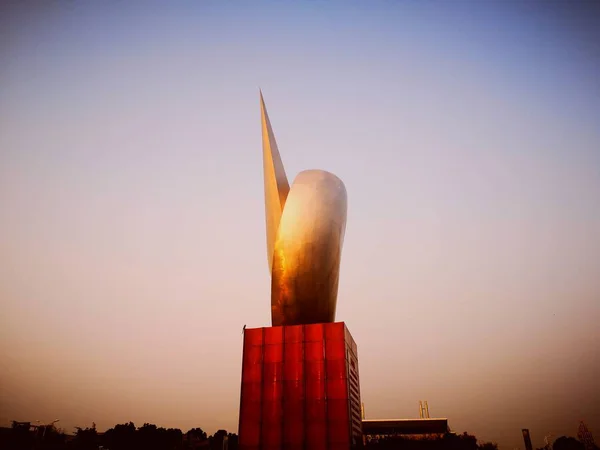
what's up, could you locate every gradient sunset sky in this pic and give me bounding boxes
[1,1,599,449]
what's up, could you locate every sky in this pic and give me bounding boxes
[1,1,599,448]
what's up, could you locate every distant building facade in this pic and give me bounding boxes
[362,418,449,443]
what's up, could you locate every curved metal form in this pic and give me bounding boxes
[271,170,347,326]
[261,93,348,326]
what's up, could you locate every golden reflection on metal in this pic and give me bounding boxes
[261,91,290,273]
[261,93,348,326]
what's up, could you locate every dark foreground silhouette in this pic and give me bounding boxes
[0,420,593,450]
[365,432,493,450]
[1,422,234,450]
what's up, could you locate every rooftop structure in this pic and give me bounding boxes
[362,418,449,437]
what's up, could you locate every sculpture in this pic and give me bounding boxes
[260,92,347,326]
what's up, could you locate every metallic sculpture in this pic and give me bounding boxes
[260,92,347,326]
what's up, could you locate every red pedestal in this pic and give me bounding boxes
[238,322,362,450]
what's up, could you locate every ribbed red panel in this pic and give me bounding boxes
[284,342,303,361]
[262,380,282,402]
[330,445,353,450]
[263,362,283,383]
[261,400,282,447]
[239,322,360,450]
[239,417,260,446]
[283,419,304,445]
[240,400,261,423]
[327,378,349,399]
[325,339,346,359]
[305,341,324,360]
[283,400,304,422]
[305,377,326,400]
[241,382,262,402]
[328,399,350,421]
[306,421,327,450]
[283,444,303,450]
[325,322,345,341]
[283,400,304,446]
[242,362,262,383]
[305,360,325,379]
[239,445,259,450]
[283,359,303,381]
[239,397,261,448]
[264,326,283,344]
[245,327,263,346]
[264,343,283,363]
[326,358,348,379]
[284,324,303,342]
[284,380,304,401]
[243,344,263,365]
[304,323,324,341]
[329,420,351,444]
[305,399,326,421]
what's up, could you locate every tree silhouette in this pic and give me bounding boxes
[72,425,98,450]
[209,429,228,450]
[102,422,137,450]
[96,422,231,450]
[7,422,34,450]
[184,427,208,448]
[3,420,530,450]
[138,423,159,450]
[554,436,586,450]
[365,432,487,450]
[185,427,207,441]
[479,442,499,450]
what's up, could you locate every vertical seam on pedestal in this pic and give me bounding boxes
[259,327,264,450]
[346,341,350,448]
[281,326,285,450]
[301,325,306,450]
[324,326,329,450]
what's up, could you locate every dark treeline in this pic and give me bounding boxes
[365,434,595,450]
[365,432,495,450]
[548,436,593,450]
[0,421,236,450]
[1,421,594,450]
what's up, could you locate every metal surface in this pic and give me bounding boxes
[260,91,290,273]
[261,94,347,326]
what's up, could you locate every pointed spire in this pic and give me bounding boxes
[261,92,290,273]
